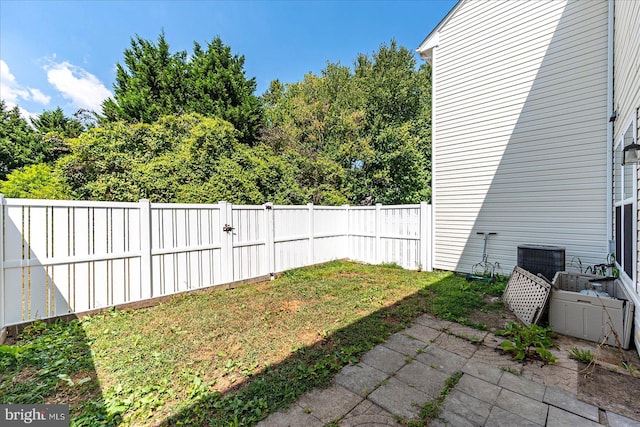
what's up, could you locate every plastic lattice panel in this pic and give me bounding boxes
[502,266,551,326]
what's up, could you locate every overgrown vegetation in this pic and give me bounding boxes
[496,322,557,364]
[0,261,501,426]
[424,275,507,329]
[1,34,431,206]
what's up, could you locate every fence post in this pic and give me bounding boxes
[139,199,153,299]
[376,203,383,264]
[420,202,432,272]
[0,194,5,334]
[264,203,275,277]
[343,204,350,260]
[219,201,234,284]
[307,203,314,265]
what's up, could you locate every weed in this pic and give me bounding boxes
[571,253,620,278]
[622,361,637,375]
[500,367,521,375]
[469,335,483,344]
[568,347,595,364]
[408,371,463,425]
[496,322,557,364]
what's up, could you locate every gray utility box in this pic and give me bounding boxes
[549,272,634,348]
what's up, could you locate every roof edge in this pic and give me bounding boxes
[416,0,464,60]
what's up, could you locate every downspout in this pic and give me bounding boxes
[430,46,438,271]
[606,0,614,247]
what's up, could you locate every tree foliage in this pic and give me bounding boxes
[0,100,41,180]
[5,40,431,206]
[30,107,86,163]
[57,113,314,204]
[261,40,431,205]
[0,163,68,199]
[102,33,263,145]
[30,107,84,138]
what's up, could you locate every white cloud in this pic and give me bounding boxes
[1,59,49,105]
[0,59,48,119]
[45,61,112,112]
[29,88,51,105]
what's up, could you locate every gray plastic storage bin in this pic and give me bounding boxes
[549,272,633,348]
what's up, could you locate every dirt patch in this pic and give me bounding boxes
[466,296,519,332]
[381,316,403,327]
[336,272,368,278]
[280,299,305,313]
[297,330,320,347]
[14,367,39,383]
[578,364,640,420]
[45,371,101,406]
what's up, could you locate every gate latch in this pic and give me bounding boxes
[223,224,235,233]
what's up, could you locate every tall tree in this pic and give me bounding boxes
[101,32,188,124]
[350,40,432,204]
[188,38,263,145]
[101,33,263,145]
[31,107,84,138]
[261,40,432,205]
[0,100,41,179]
[31,107,86,163]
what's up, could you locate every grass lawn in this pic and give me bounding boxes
[0,261,506,426]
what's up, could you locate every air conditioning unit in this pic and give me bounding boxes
[517,244,565,281]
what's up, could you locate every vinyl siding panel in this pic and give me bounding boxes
[431,0,609,273]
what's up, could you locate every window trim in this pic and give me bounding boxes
[614,117,638,289]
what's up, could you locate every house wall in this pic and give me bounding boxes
[429,0,609,274]
[612,0,640,349]
[613,1,640,138]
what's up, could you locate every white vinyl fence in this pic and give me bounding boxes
[0,197,431,331]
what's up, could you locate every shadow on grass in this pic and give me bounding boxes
[0,318,115,426]
[158,270,502,426]
[0,264,505,427]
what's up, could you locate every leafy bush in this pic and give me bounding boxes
[56,114,310,204]
[496,322,557,364]
[0,163,69,199]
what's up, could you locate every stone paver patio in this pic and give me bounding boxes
[257,314,640,427]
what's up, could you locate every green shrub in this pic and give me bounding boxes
[0,163,69,199]
[496,322,557,364]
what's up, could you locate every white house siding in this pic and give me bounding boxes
[427,0,609,273]
[612,0,640,349]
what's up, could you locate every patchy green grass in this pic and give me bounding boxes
[0,261,504,426]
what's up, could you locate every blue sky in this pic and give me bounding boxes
[1,0,456,120]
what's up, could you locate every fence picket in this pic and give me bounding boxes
[139,200,153,299]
